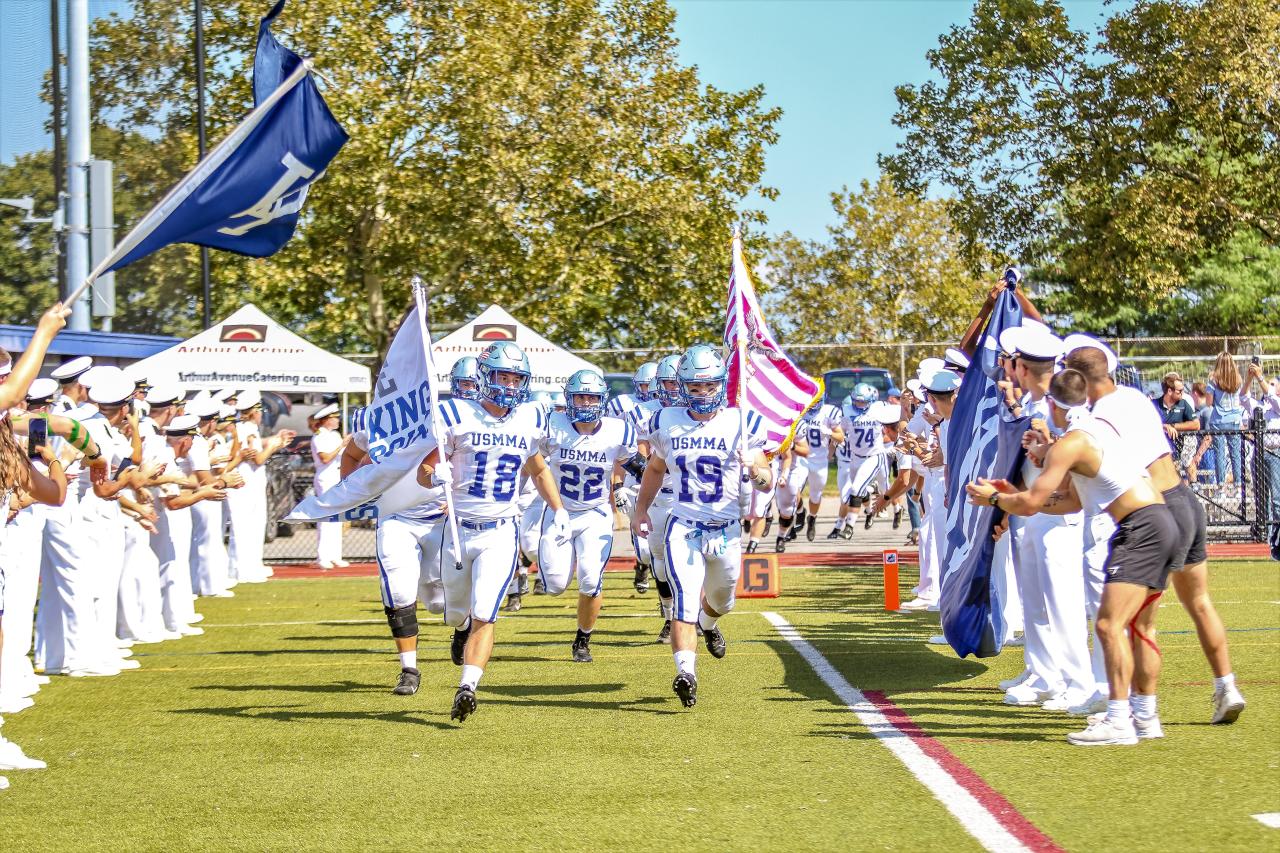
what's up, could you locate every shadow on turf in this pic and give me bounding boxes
[171,704,457,729]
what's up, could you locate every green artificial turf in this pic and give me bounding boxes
[3,560,1276,851]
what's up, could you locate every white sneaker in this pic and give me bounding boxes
[333,559,351,568]
[927,634,949,645]
[32,676,50,687]
[188,613,205,624]
[899,597,932,611]
[116,659,141,671]
[116,639,135,649]
[0,696,34,715]
[1134,715,1164,740]
[264,567,274,577]
[0,775,9,790]
[1041,694,1073,712]
[1067,716,1138,746]
[1068,694,1108,716]
[0,740,47,770]
[1004,683,1055,707]
[317,561,336,570]
[240,575,268,584]
[999,669,1033,691]
[158,630,185,641]
[68,664,121,678]
[211,590,235,599]
[1211,685,1246,724]
[179,626,205,637]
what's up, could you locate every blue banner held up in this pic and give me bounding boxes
[100,0,348,273]
[939,288,1028,658]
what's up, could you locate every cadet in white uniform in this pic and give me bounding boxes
[187,397,242,595]
[310,403,350,569]
[227,391,294,584]
[901,366,960,611]
[538,370,636,663]
[634,345,771,709]
[419,341,568,722]
[998,325,1093,710]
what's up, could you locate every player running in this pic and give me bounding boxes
[831,383,882,539]
[538,370,637,662]
[419,341,568,723]
[632,345,772,708]
[796,399,843,541]
[606,361,662,593]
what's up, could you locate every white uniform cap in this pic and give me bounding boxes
[215,388,238,402]
[217,404,237,422]
[134,399,151,416]
[87,368,136,406]
[1062,334,1118,373]
[51,356,94,383]
[164,414,202,436]
[145,381,183,406]
[0,360,11,378]
[921,369,962,394]
[187,397,221,420]
[905,378,924,397]
[1001,325,1064,361]
[917,357,946,379]
[312,403,340,421]
[26,377,59,404]
[943,347,971,370]
[870,402,903,425]
[234,389,263,411]
[1021,318,1050,336]
[80,365,112,389]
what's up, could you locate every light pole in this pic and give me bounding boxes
[195,0,212,329]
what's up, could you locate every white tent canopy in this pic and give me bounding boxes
[127,304,371,394]
[432,304,602,392]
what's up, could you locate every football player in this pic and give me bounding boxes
[538,370,636,662]
[419,341,568,722]
[633,345,771,708]
[830,383,882,539]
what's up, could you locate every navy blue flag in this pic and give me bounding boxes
[99,0,347,273]
[939,288,1028,658]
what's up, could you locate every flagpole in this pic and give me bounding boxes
[411,276,464,573]
[731,226,750,471]
[63,61,314,309]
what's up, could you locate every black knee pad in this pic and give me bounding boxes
[384,604,418,639]
[845,496,856,509]
[519,550,533,569]
[779,516,793,527]
[655,578,673,599]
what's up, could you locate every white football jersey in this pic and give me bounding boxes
[641,407,678,507]
[541,412,636,513]
[839,398,883,460]
[649,407,767,523]
[437,397,548,521]
[799,402,842,464]
[605,393,652,429]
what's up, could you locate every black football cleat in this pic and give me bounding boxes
[775,535,786,553]
[450,625,471,666]
[827,527,842,540]
[392,667,420,696]
[863,511,874,530]
[703,625,727,658]
[745,540,758,554]
[516,573,530,596]
[893,508,903,530]
[807,515,817,542]
[762,517,773,538]
[533,577,546,595]
[503,593,523,613]
[633,562,650,594]
[450,685,477,722]
[571,635,593,663]
[657,619,672,644]
[841,524,855,540]
[673,672,698,708]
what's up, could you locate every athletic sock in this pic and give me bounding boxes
[1105,699,1131,726]
[575,628,592,642]
[460,664,483,690]
[398,650,417,670]
[1129,693,1157,720]
[673,649,695,676]
[660,599,673,619]
[748,538,759,549]
[1213,673,1236,691]
[697,610,719,632]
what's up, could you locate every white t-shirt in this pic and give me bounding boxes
[436,398,547,521]
[311,427,343,491]
[649,407,767,524]
[1091,385,1171,470]
[541,412,635,514]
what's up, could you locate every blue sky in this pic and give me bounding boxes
[1,1,1114,241]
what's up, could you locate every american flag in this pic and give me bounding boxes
[723,230,824,452]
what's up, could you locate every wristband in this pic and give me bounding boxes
[69,421,81,445]
[988,491,1000,507]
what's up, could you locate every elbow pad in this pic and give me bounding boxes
[620,452,647,481]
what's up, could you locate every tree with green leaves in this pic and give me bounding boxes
[769,174,991,373]
[883,0,1279,319]
[77,0,778,358]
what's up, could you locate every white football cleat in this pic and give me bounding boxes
[1067,716,1138,746]
[898,597,932,612]
[1211,685,1246,725]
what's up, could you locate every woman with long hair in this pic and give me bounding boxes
[1207,352,1244,496]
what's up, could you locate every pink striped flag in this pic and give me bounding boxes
[723,231,824,452]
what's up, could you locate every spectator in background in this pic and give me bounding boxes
[1154,372,1199,454]
[1243,362,1280,538]
[1207,353,1245,497]
[1189,381,1216,487]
